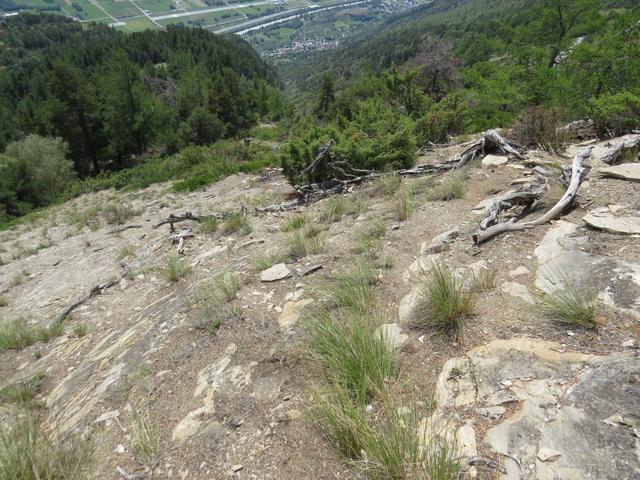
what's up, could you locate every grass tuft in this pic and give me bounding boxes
[315,260,377,315]
[253,251,287,272]
[352,220,387,255]
[131,410,159,462]
[73,323,88,338]
[0,374,43,407]
[223,212,252,235]
[373,173,401,196]
[0,412,94,480]
[281,214,308,232]
[393,188,414,221]
[288,226,326,259]
[415,263,476,337]
[0,295,7,307]
[427,174,467,201]
[163,254,191,283]
[214,270,242,302]
[536,272,598,329]
[198,217,218,234]
[306,310,396,402]
[318,197,347,223]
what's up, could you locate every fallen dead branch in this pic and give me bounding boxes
[473,146,594,244]
[169,229,194,254]
[51,263,131,326]
[154,212,221,231]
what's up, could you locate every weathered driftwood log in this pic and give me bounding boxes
[51,264,131,326]
[529,146,593,225]
[473,147,593,244]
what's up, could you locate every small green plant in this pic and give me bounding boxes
[131,409,159,462]
[0,295,7,307]
[194,301,242,334]
[0,318,35,352]
[352,220,386,255]
[536,272,598,329]
[346,192,368,216]
[373,172,402,196]
[471,268,496,292]
[223,212,253,235]
[117,244,136,260]
[102,202,139,225]
[253,251,287,272]
[318,196,346,223]
[281,214,308,232]
[163,254,191,283]
[198,217,219,234]
[416,263,476,337]
[0,413,94,480]
[214,270,242,302]
[393,188,413,221]
[73,323,88,338]
[315,260,377,315]
[9,272,25,288]
[311,387,459,479]
[0,374,43,407]
[36,322,64,343]
[288,227,327,259]
[427,174,467,201]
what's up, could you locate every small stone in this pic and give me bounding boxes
[390,224,400,230]
[476,406,506,419]
[566,330,575,337]
[508,266,530,278]
[286,409,302,420]
[260,263,291,282]
[501,281,534,304]
[537,447,562,462]
[231,464,244,472]
[482,154,508,168]
[114,444,125,454]
[621,339,635,348]
[375,323,409,350]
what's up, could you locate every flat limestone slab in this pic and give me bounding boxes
[598,162,640,181]
[583,207,640,234]
[260,263,291,282]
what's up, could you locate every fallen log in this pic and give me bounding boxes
[529,146,593,225]
[169,229,194,254]
[473,146,593,244]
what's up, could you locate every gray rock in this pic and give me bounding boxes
[433,338,640,480]
[277,298,313,328]
[482,155,509,168]
[583,206,640,234]
[599,162,640,181]
[420,227,459,255]
[375,323,409,350]
[501,281,534,304]
[476,406,506,419]
[260,263,291,282]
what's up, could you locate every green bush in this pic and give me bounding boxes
[282,98,416,186]
[589,91,640,137]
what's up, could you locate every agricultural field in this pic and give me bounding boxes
[0,0,341,33]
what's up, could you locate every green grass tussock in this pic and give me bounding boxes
[536,272,598,329]
[415,263,476,338]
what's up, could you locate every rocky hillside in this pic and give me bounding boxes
[0,131,639,479]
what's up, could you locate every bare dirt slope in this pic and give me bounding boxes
[1,136,638,479]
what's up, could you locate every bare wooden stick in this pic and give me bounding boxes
[472,220,532,244]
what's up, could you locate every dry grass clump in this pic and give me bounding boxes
[318,196,347,223]
[536,272,598,329]
[281,214,308,232]
[393,187,414,221]
[131,409,159,462]
[0,413,94,480]
[223,212,253,235]
[415,263,476,337]
[373,172,402,196]
[198,217,219,234]
[352,219,387,255]
[163,254,191,283]
[0,318,64,353]
[427,174,467,201]
[314,260,377,315]
[288,225,326,259]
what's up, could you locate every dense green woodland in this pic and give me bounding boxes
[1,0,640,224]
[0,14,283,220]
[281,0,640,184]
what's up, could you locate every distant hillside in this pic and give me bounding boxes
[0,14,282,177]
